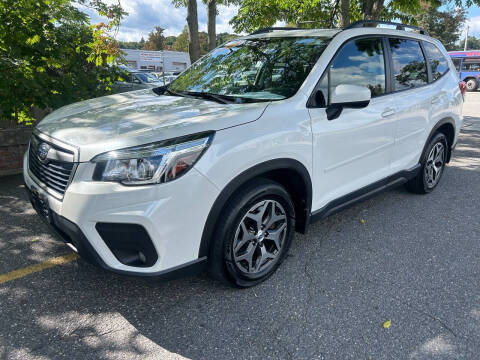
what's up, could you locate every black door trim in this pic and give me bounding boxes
[310,164,421,223]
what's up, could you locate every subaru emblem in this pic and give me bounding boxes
[38,142,50,161]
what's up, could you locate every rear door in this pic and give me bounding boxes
[387,37,432,172]
[422,40,454,130]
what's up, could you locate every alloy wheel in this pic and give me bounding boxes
[425,142,445,188]
[232,200,288,275]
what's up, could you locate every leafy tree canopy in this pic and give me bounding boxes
[459,36,480,51]
[143,26,166,50]
[172,26,210,54]
[0,0,126,126]
[416,5,466,51]
[229,0,477,34]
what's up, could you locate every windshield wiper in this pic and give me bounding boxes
[164,88,185,97]
[164,89,231,104]
[183,91,235,104]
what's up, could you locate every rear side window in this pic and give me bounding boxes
[462,59,480,72]
[389,38,428,90]
[316,37,386,105]
[423,42,449,81]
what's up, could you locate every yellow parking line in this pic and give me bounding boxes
[0,253,79,285]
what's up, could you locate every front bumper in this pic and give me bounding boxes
[23,153,219,277]
[26,187,207,278]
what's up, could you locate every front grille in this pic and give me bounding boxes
[28,135,75,197]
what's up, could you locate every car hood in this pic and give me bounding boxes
[36,89,269,161]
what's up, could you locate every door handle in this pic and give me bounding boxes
[382,108,395,117]
[431,96,441,104]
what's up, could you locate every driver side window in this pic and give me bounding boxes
[317,38,386,106]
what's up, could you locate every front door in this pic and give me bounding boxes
[308,37,397,210]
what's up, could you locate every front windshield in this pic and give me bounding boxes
[169,37,330,101]
[135,72,160,83]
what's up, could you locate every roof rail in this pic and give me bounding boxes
[250,27,301,35]
[345,20,429,36]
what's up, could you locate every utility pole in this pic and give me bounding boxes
[464,25,469,51]
[162,52,166,85]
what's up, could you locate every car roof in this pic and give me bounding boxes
[241,26,434,42]
[238,26,447,55]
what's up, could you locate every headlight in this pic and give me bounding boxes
[91,132,214,185]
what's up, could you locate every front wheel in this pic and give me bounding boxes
[405,132,448,194]
[208,178,295,287]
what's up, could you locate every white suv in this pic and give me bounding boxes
[24,21,464,287]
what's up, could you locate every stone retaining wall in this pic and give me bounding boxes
[0,128,32,177]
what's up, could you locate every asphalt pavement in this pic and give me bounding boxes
[0,93,479,360]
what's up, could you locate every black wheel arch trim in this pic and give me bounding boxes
[424,117,456,163]
[198,158,313,258]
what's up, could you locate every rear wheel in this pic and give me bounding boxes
[405,132,448,194]
[208,178,295,287]
[466,78,478,92]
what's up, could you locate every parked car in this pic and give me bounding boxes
[151,72,177,84]
[448,50,480,91]
[112,71,163,93]
[164,71,182,76]
[25,21,463,287]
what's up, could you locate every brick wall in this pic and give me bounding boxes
[0,128,32,177]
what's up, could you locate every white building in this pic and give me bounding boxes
[121,49,191,73]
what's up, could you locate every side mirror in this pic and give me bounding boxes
[326,84,371,120]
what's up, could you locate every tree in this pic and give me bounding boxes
[362,0,384,20]
[199,31,210,54]
[459,36,480,51]
[118,40,144,49]
[0,0,125,125]
[216,32,240,46]
[207,0,217,51]
[165,35,177,50]
[230,0,337,32]
[174,0,238,59]
[169,27,212,54]
[230,0,480,33]
[173,27,190,52]
[416,5,466,51]
[143,26,166,50]
[188,0,201,61]
[341,0,350,26]
[205,1,239,51]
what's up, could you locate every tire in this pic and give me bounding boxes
[208,178,295,287]
[405,132,448,194]
[465,78,478,92]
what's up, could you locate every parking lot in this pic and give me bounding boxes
[1,93,479,360]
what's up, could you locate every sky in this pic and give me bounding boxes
[78,0,240,41]
[78,1,480,42]
[464,6,480,39]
